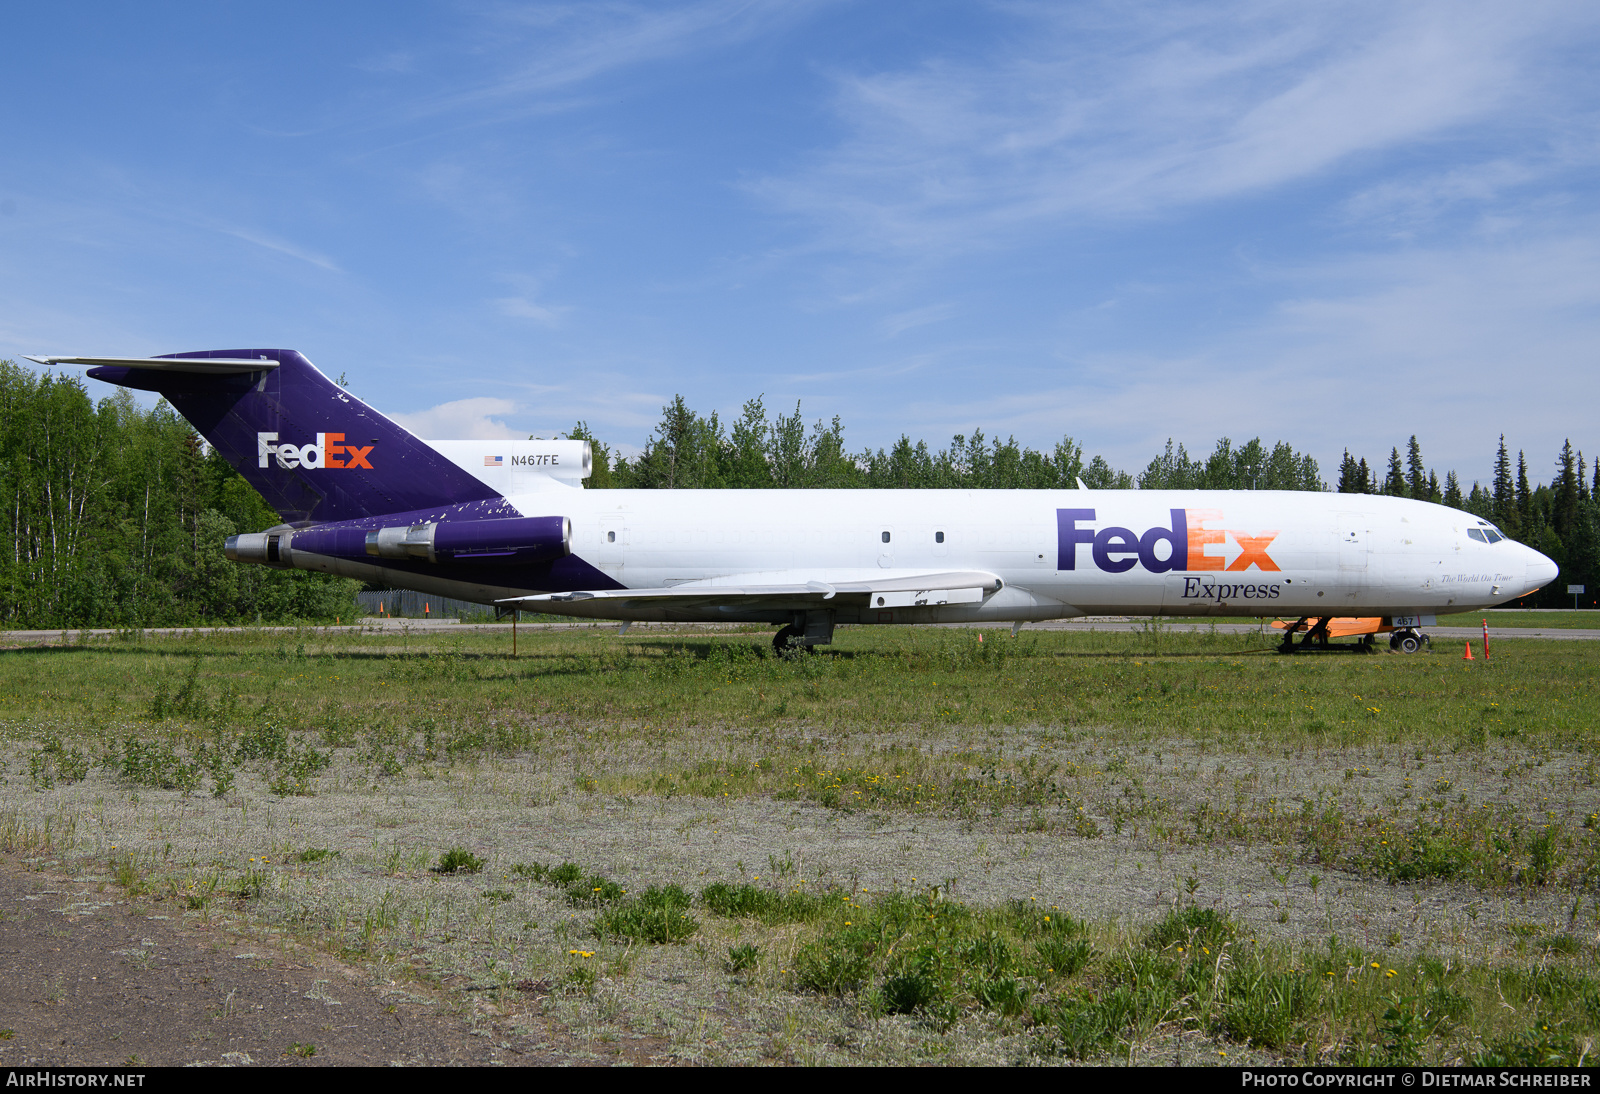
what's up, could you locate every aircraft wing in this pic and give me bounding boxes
[502,569,1001,610]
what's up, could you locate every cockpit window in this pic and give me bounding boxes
[1468,528,1487,543]
[1473,522,1506,544]
[1485,530,1503,544]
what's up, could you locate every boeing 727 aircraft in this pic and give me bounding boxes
[28,349,1559,652]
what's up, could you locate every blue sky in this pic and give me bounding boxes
[3,1,1597,485]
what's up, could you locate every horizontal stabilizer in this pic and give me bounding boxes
[26,355,278,374]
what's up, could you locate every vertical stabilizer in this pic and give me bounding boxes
[85,349,500,524]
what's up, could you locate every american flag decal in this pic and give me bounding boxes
[484,455,503,467]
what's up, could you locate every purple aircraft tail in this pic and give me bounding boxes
[86,349,500,525]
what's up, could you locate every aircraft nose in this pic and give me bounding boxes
[1524,545,1559,593]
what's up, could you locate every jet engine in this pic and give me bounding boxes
[226,515,572,568]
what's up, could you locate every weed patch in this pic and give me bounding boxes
[27,737,88,790]
[433,847,484,875]
[594,885,698,944]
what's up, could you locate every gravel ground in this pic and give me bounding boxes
[3,718,1594,1066]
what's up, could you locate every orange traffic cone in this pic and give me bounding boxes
[977,633,983,643]
[1463,641,1475,661]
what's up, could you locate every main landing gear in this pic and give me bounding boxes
[773,624,813,656]
[773,610,836,656]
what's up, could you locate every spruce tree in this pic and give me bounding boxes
[1444,470,1463,508]
[1336,449,1363,493]
[1493,436,1519,535]
[1383,448,1407,496]
[1517,451,1532,533]
[1555,440,1579,538]
[1406,435,1427,500]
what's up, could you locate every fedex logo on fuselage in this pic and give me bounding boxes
[257,432,374,471]
[1057,508,1280,573]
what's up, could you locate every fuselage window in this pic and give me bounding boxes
[1467,528,1487,542]
[607,531,616,543]
[935,531,945,543]
[881,531,891,543]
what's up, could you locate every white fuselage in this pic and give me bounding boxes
[297,488,1558,624]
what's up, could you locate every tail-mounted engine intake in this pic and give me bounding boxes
[225,515,571,569]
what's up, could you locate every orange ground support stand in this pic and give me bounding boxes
[1271,617,1390,639]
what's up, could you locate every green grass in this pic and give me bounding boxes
[489,844,1600,1062]
[679,878,1598,1064]
[4,623,1591,744]
[4,624,1600,1064]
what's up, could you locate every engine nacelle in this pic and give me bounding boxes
[227,516,572,569]
[224,531,292,568]
[363,515,572,565]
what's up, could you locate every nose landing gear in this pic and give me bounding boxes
[1389,629,1429,654]
[1275,617,1430,654]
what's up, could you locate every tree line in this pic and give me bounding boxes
[570,395,1325,492]
[0,362,358,628]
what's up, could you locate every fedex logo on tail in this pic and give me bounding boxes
[1057,509,1279,573]
[257,432,374,470]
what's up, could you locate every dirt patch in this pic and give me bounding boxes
[0,857,666,1066]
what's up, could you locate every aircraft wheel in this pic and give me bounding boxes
[1396,631,1421,654]
[773,624,806,656]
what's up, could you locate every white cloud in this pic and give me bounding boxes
[217,225,341,272]
[877,302,955,339]
[881,222,1600,483]
[1340,159,1547,235]
[753,1,1599,254]
[494,296,571,326]
[392,397,528,439]
[356,51,416,75]
[403,0,827,123]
